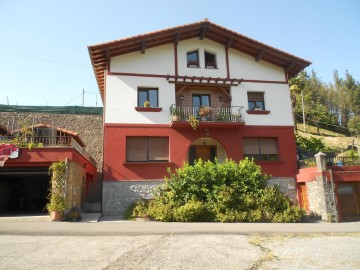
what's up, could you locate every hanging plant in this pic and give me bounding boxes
[188,116,199,130]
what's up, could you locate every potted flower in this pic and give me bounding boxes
[171,107,182,121]
[198,106,211,120]
[143,100,151,107]
[47,194,65,221]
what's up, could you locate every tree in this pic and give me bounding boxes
[347,116,360,156]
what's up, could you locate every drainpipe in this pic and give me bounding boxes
[328,169,339,223]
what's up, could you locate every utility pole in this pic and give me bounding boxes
[301,91,306,133]
[82,89,85,106]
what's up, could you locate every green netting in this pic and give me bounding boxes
[0,104,103,115]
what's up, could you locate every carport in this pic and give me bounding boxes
[0,167,50,214]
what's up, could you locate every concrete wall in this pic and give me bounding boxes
[0,112,103,170]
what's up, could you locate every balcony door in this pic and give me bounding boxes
[193,94,210,118]
[192,94,210,107]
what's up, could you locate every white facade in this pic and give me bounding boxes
[105,38,293,126]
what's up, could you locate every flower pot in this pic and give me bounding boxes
[50,211,64,221]
[172,115,179,121]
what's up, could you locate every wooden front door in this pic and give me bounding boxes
[299,184,310,213]
[337,182,360,221]
[189,145,216,165]
[195,145,211,161]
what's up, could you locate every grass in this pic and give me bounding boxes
[296,123,359,152]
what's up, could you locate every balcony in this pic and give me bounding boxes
[170,104,245,128]
[0,136,97,166]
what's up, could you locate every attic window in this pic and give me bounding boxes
[205,51,216,68]
[187,50,199,68]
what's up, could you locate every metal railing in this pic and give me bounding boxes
[170,104,245,123]
[70,138,97,166]
[298,156,360,169]
[298,158,317,169]
[326,156,360,166]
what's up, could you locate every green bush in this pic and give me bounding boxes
[147,200,174,222]
[174,200,214,222]
[127,159,305,223]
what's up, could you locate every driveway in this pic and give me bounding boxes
[0,215,359,269]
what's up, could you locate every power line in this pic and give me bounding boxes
[0,44,91,69]
[64,92,83,106]
[64,90,100,106]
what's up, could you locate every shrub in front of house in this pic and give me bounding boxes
[126,159,305,222]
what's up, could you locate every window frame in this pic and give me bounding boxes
[247,92,265,111]
[243,137,279,161]
[204,50,217,69]
[187,50,200,68]
[137,88,159,108]
[126,136,169,162]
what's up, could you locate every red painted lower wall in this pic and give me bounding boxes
[3,147,97,177]
[297,166,360,183]
[103,124,298,181]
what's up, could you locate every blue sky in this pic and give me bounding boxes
[1,0,359,107]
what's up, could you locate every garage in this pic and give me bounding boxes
[0,167,50,215]
[337,182,360,222]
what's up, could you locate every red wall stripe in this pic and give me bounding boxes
[103,125,298,181]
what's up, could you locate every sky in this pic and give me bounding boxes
[1,0,359,107]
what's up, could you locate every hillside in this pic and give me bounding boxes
[296,123,358,153]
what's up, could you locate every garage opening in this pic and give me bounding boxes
[0,167,50,215]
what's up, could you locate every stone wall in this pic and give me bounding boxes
[305,153,339,222]
[267,177,297,203]
[306,176,337,222]
[103,177,299,218]
[0,112,103,170]
[66,161,85,210]
[102,180,164,217]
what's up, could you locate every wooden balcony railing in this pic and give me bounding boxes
[170,104,245,123]
[0,136,96,166]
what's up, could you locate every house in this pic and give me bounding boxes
[88,19,311,216]
[0,124,97,214]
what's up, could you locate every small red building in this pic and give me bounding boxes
[297,153,360,222]
[0,124,97,215]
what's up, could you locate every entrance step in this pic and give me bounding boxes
[82,202,101,213]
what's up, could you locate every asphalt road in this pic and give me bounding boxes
[0,216,360,269]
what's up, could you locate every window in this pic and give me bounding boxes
[247,92,265,110]
[138,88,158,107]
[243,138,278,161]
[126,137,169,162]
[192,94,210,107]
[187,50,199,67]
[205,51,216,68]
